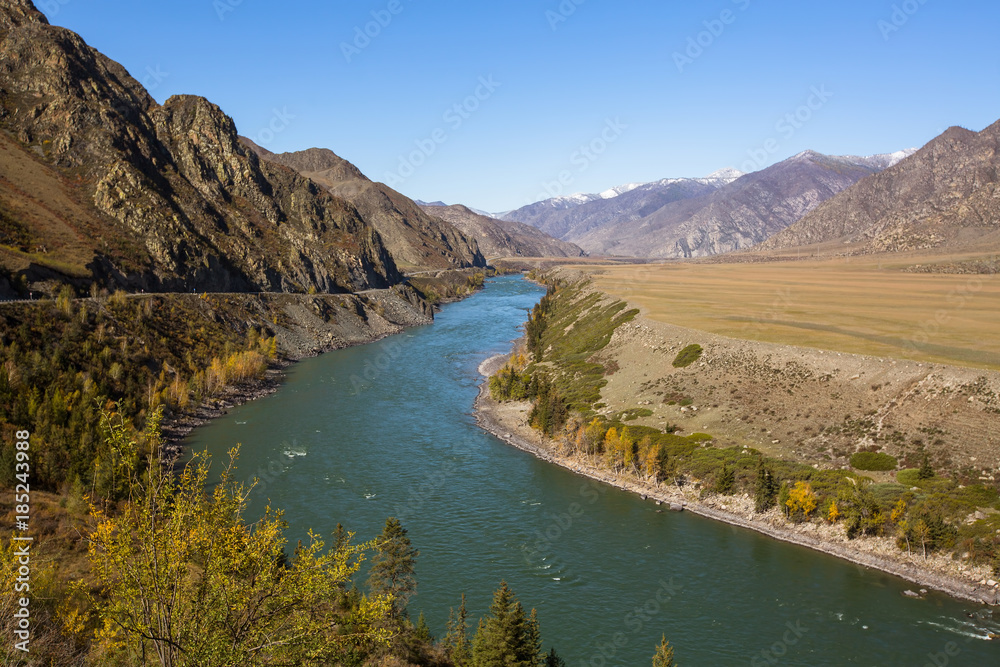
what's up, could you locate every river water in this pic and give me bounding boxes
[186,276,999,665]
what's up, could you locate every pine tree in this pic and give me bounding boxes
[918,454,934,480]
[652,635,675,667]
[471,582,541,667]
[544,647,566,666]
[444,593,472,666]
[715,463,735,495]
[415,611,432,643]
[753,458,778,512]
[367,517,419,617]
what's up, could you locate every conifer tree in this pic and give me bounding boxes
[918,454,934,480]
[471,582,541,667]
[652,635,676,667]
[415,611,432,643]
[444,593,472,666]
[754,458,778,512]
[367,517,419,617]
[715,463,735,494]
[544,647,566,666]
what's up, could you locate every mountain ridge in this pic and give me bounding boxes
[418,204,586,259]
[241,140,486,271]
[0,1,401,295]
[757,123,1000,257]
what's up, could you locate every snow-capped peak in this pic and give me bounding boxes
[700,168,744,184]
[598,183,643,199]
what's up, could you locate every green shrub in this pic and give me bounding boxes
[896,468,921,485]
[849,451,898,471]
[672,344,703,368]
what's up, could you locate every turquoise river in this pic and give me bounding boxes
[186,276,1000,666]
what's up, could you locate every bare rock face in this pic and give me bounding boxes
[244,140,487,271]
[760,123,1000,256]
[419,204,586,259]
[0,1,401,294]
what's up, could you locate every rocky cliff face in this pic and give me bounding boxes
[243,141,486,271]
[419,204,585,258]
[759,123,1000,256]
[574,152,897,258]
[0,0,400,294]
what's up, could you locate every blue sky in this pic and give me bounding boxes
[41,0,1000,212]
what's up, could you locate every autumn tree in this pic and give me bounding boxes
[368,517,419,617]
[87,409,392,666]
[785,481,818,520]
[470,582,542,667]
[652,635,676,667]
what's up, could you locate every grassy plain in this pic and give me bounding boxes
[570,256,1000,371]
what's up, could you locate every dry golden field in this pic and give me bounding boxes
[570,256,1000,371]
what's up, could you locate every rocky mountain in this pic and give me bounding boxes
[418,204,585,259]
[499,169,743,242]
[757,124,1000,256]
[576,151,914,258]
[0,0,401,296]
[243,143,485,272]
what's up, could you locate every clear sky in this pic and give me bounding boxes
[40,0,1000,212]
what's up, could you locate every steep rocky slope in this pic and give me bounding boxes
[758,123,1000,256]
[244,142,486,271]
[0,0,400,295]
[419,203,585,258]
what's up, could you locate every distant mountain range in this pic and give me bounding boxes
[418,204,585,259]
[758,124,1000,257]
[500,152,915,258]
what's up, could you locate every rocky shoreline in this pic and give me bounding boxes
[474,354,1000,607]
